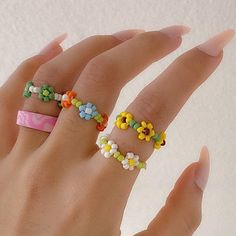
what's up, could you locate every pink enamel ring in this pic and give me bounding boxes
[16,110,58,133]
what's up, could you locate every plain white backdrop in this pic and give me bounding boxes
[0,1,235,235]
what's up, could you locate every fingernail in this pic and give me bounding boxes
[39,33,67,55]
[112,29,145,41]
[160,25,191,38]
[197,29,235,56]
[195,146,210,191]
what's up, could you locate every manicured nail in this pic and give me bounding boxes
[197,29,235,56]
[160,25,191,38]
[195,146,210,191]
[113,29,145,41]
[39,33,67,55]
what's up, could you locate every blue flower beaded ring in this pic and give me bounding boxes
[79,102,98,120]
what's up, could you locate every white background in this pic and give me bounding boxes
[0,1,235,235]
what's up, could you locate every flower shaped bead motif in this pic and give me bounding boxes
[121,152,140,171]
[115,112,133,130]
[38,84,55,102]
[79,102,98,120]
[137,121,155,141]
[101,140,118,158]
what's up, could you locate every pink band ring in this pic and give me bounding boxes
[16,110,58,133]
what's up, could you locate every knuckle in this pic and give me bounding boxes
[176,52,206,79]
[35,62,62,85]
[84,55,116,86]
[19,55,44,71]
[134,93,167,126]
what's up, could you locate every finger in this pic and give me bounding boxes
[15,30,143,153]
[52,25,190,155]
[106,29,234,169]
[135,146,210,236]
[0,34,66,157]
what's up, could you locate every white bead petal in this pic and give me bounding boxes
[104,152,111,158]
[111,144,118,149]
[57,94,62,101]
[123,164,129,170]
[121,159,128,165]
[129,166,134,171]
[108,140,114,145]
[62,94,69,101]
[101,149,105,155]
[110,149,117,154]
[29,86,34,93]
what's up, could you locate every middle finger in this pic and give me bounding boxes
[50,25,190,155]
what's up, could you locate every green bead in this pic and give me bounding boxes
[114,151,121,158]
[48,87,54,92]
[23,91,31,98]
[43,90,49,96]
[133,123,140,130]
[129,119,136,127]
[71,99,78,105]
[117,155,125,162]
[75,101,82,108]
[23,81,33,98]
[49,93,55,99]
[152,133,161,142]
[43,96,50,102]
[137,162,146,170]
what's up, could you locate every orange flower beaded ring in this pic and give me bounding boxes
[61,91,108,131]
[23,81,108,131]
[115,112,166,149]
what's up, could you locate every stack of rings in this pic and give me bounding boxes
[115,112,166,149]
[23,81,108,131]
[97,135,146,171]
[20,81,167,171]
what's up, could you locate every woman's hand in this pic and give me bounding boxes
[0,26,234,236]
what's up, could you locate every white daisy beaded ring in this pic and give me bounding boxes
[115,111,166,149]
[23,81,108,131]
[97,135,146,171]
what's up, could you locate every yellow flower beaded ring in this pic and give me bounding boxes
[115,112,166,149]
[97,135,146,171]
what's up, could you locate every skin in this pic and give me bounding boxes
[0,28,223,235]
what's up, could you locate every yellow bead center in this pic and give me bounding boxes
[104,144,111,152]
[128,159,135,166]
[43,90,50,96]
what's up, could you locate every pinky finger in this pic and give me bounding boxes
[135,147,210,236]
[0,34,66,156]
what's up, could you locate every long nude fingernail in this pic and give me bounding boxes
[197,29,235,56]
[160,25,191,38]
[113,29,145,42]
[39,33,67,55]
[195,146,210,191]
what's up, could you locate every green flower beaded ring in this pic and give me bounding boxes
[97,135,146,171]
[23,81,62,103]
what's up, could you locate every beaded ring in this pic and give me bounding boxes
[97,135,146,171]
[61,91,108,131]
[23,82,108,131]
[23,81,62,107]
[115,111,166,149]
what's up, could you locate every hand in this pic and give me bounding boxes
[0,26,234,236]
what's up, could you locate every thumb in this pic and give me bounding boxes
[135,146,210,236]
